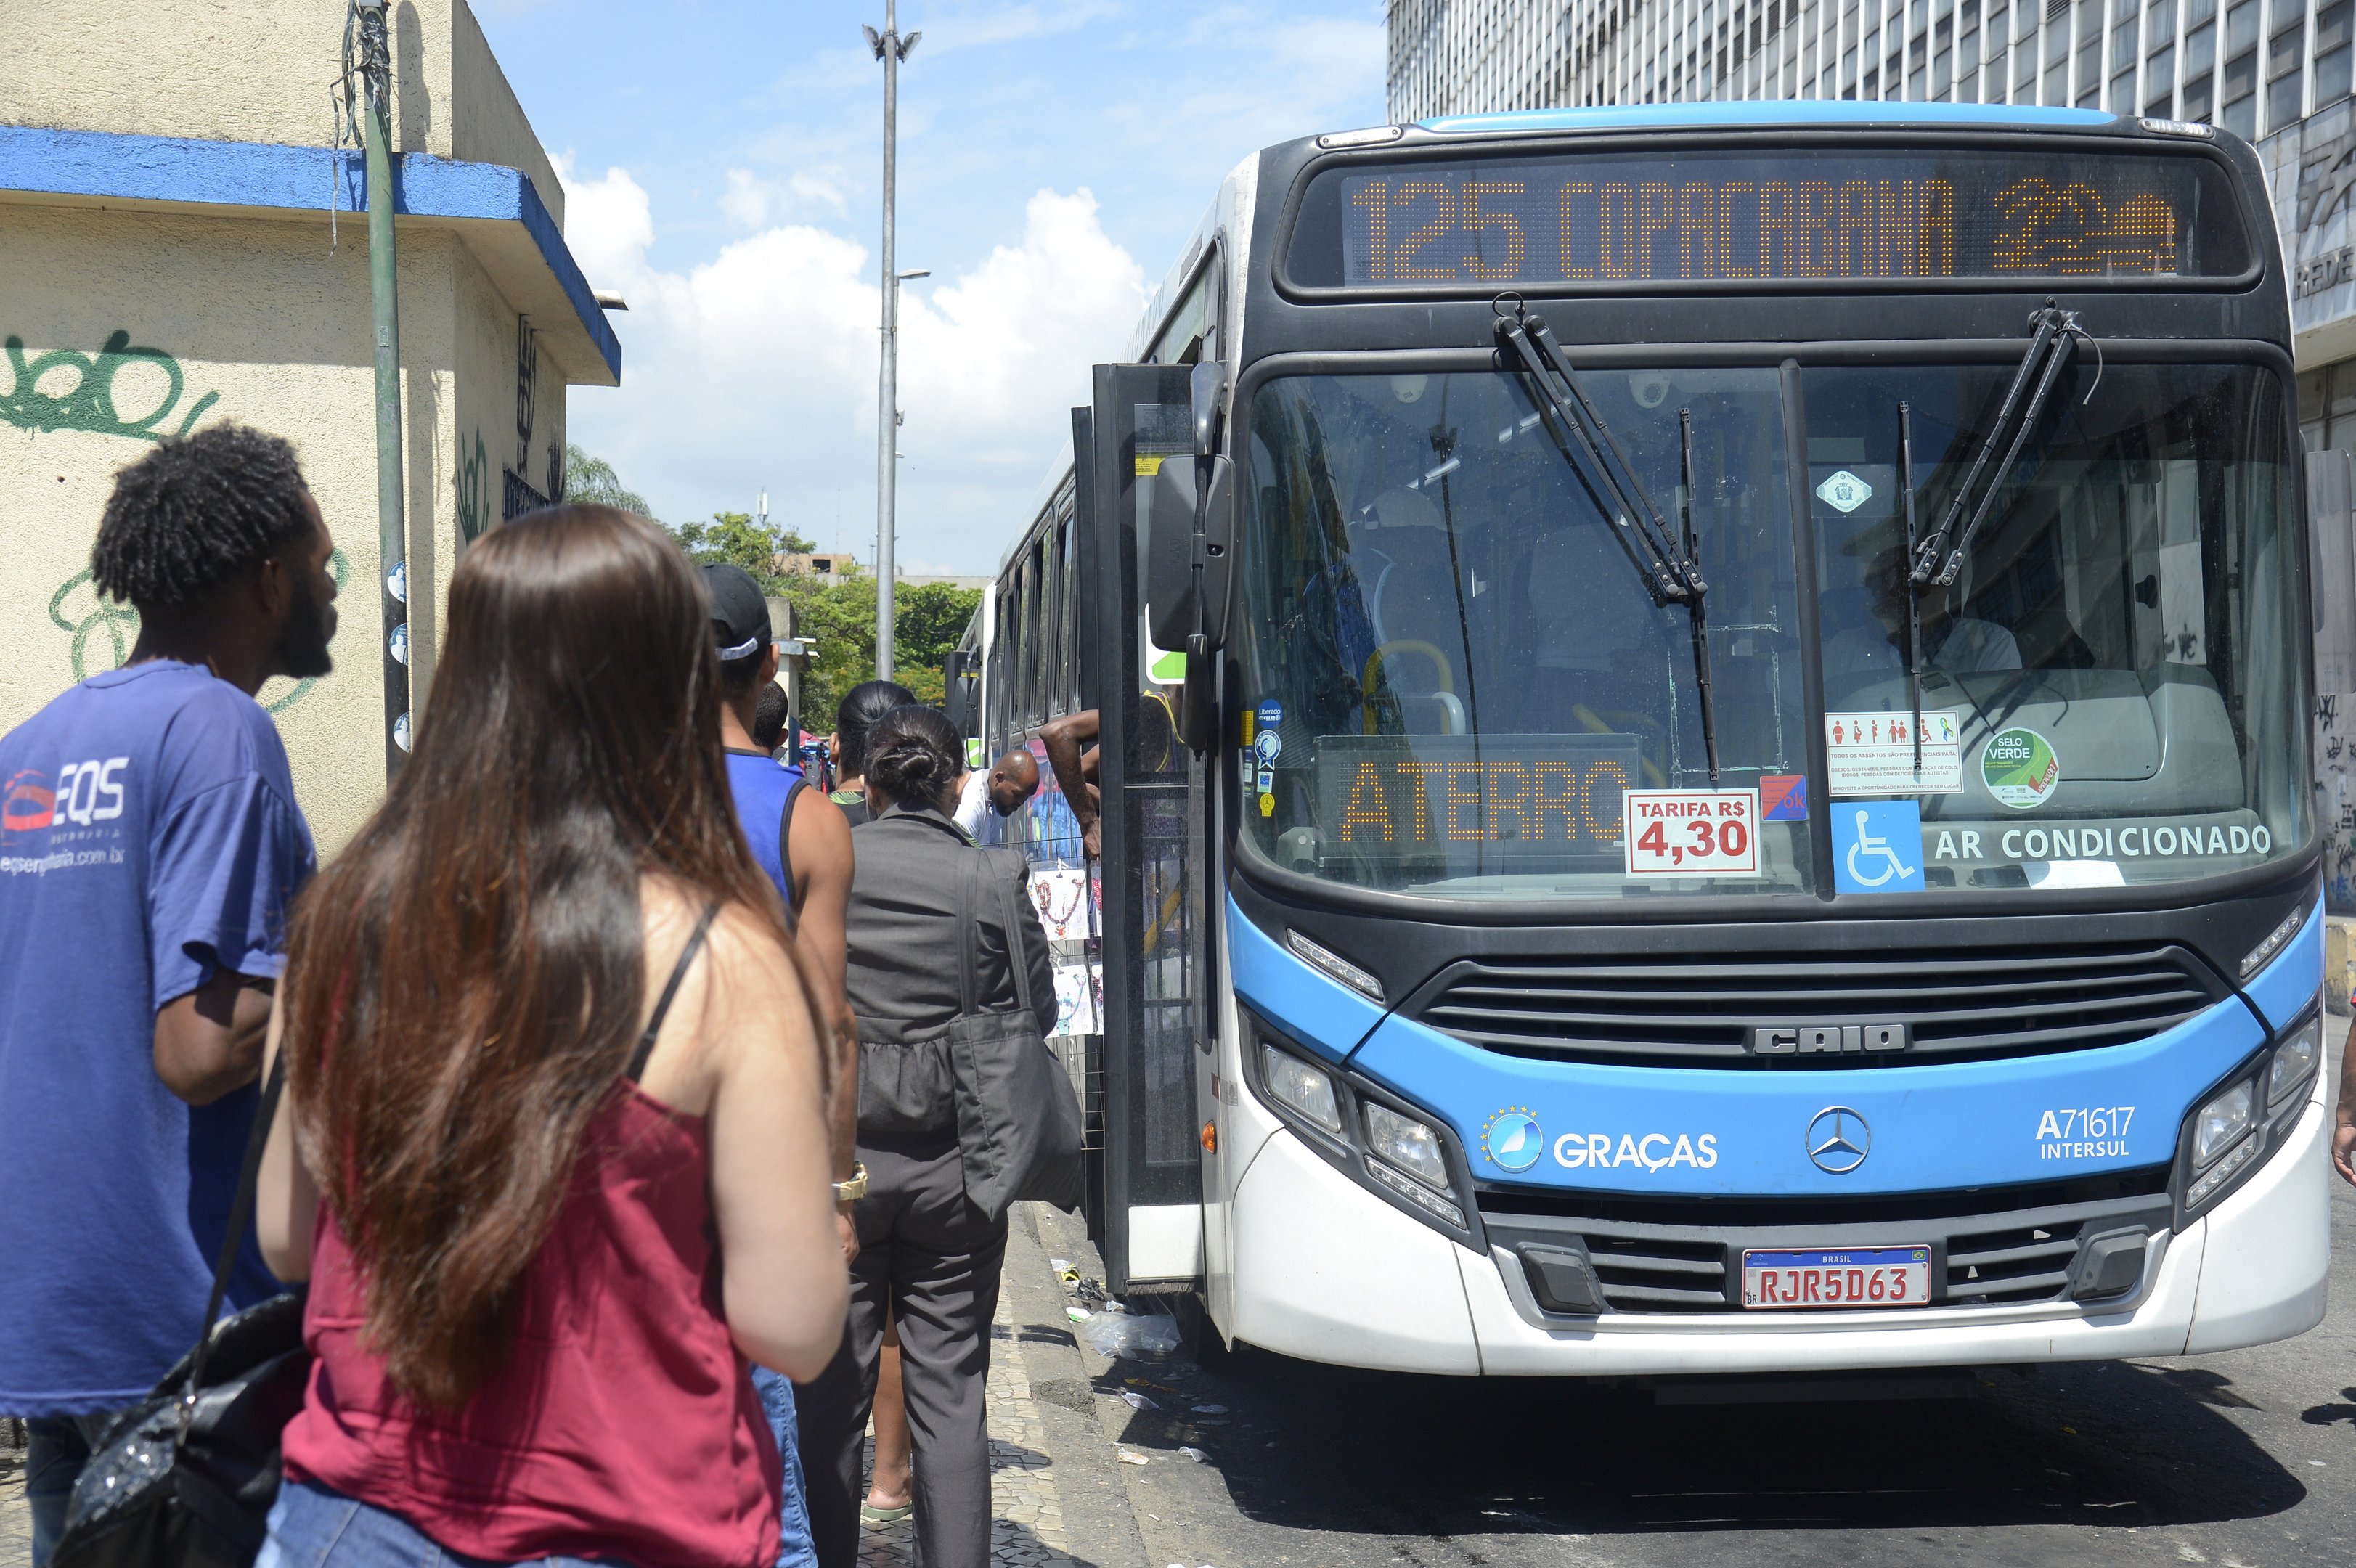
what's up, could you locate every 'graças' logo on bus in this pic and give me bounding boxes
[1552,1131,1721,1171]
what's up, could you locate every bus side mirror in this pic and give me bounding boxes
[1144,452,1236,653]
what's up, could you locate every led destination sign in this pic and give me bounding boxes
[1311,734,1644,867]
[1285,150,2249,287]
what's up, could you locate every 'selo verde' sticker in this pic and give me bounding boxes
[1981,727,2061,810]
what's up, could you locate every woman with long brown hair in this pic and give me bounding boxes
[250,505,847,1568]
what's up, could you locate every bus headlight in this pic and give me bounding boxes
[2191,1079,2253,1168]
[2266,1013,2323,1111]
[1261,1045,1342,1134]
[1364,1101,1449,1190]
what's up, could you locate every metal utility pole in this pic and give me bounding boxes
[353,0,409,772]
[865,6,918,681]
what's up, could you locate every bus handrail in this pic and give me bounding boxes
[1362,640,1459,734]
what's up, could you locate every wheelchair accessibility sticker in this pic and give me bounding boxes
[1833,801,1925,894]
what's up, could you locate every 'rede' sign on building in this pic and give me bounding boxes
[0,0,620,849]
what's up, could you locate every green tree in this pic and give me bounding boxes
[673,510,782,580]
[891,582,985,707]
[779,576,982,730]
[564,444,654,519]
[788,572,876,730]
[651,491,982,732]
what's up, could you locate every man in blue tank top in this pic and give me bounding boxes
[703,565,858,1568]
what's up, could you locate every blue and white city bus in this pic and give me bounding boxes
[955,101,2331,1379]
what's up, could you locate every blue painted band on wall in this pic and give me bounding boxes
[0,126,619,381]
[1420,102,2119,135]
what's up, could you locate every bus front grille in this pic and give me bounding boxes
[1411,944,2225,1068]
[1480,1172,2175,1315]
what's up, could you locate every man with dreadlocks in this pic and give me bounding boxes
[0,422,338,1565]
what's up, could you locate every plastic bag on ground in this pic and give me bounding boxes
[1082,1307,1183,1360]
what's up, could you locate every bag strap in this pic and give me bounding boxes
[184,1042,287,1412]
[954,843,981,1018]
[987,857,1040,1022]
[626,902,722,1084]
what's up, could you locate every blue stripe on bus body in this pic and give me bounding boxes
[1349,989,2267,1195]
[2240,900,2326,1034]
[1417,102,2117,136]
[1225,895,1390,1063]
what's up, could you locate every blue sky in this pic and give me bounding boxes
[471,1,1385,572]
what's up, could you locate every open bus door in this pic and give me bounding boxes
[1078,364,1212,1295]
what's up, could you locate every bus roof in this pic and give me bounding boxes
[1417,102,2119,137]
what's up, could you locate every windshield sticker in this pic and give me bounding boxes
[1255,729,1282,761]
[1257,699,1283,729]
[1815,470,1875,513]
[1927,817,2271,871]
[1982,727,2061,809]
[1623,789,1761,877]
[1833,801,1926,893]
[1760,774,1809,821]
[1827,710,1962,796]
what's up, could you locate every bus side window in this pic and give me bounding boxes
[1057,510,1078,711]
[1027,536,1049,726]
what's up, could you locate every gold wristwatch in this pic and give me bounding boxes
[832,1163,869,1204]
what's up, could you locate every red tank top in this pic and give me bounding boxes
[281,1085,781,1568]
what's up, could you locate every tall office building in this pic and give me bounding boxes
[1389,0,2352,442]
[1387,0,2356,907]
[1390,0,2341,134]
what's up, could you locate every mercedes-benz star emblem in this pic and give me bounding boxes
[1805,1106,1871,1175]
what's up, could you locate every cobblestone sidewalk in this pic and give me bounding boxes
[0,1423,26,1568]
[856,1279,1076,1567]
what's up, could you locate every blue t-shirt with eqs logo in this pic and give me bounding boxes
[0,661,314,1415]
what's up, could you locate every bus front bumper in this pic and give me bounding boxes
[1225,1091,2330,1377]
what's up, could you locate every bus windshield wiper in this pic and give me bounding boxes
[1496,303,1719,786]
[1899,400,1926,777]
[1679,409,1721,788]
[1909,301,2090,589]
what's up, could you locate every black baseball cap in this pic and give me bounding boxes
[702,564,772,662]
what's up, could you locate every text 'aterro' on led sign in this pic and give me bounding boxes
[1311,735,1644,865]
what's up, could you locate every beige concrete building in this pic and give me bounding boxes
[0,0,619,849]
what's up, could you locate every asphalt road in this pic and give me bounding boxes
[1026,1045,2356,1568]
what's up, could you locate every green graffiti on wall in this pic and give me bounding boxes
[1,332,223,441]
[49,550,351,714]
[456,427,491,546]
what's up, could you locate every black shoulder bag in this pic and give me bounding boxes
[53,1052,311,1568]
[947,845,1085,1222]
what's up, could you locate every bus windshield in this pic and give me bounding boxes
[1234,360,2306,901]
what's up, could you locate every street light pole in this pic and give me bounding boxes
[865,6,919,682]
[354,0,409,775]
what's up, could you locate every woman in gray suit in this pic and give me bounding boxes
[794,703,1055,1568]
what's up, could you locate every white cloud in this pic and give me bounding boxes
[552,153,653,290]
[720,169,849,231]
[559,166,1146,573]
